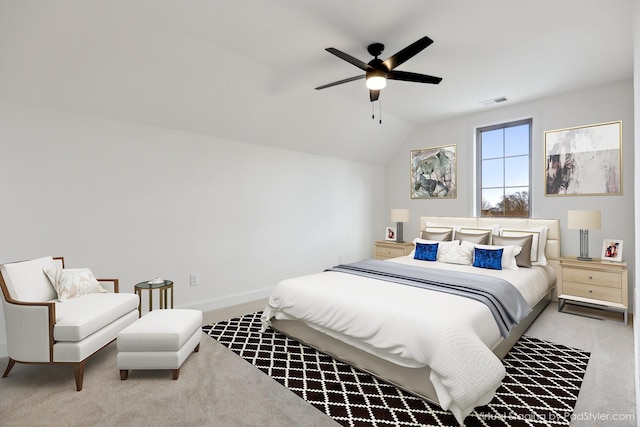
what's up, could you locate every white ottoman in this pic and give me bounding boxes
[117,309,202,380]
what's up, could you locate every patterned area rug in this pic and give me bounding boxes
[203,312,589,427]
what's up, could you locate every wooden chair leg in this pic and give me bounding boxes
[73,361,86,391]
[194,343,200,353]
[120,370,129,380]
[171,369,180,380]
[2,358,16,378]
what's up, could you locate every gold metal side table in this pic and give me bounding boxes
[134,280,174,317]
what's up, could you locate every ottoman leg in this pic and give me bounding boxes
[120,370,129,380]
[172,369,180,380]
[194,343,200,353]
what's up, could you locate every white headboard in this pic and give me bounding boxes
[419,216,561,262]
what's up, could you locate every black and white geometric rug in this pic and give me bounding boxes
[203,312,590,427]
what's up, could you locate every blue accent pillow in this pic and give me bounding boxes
[414,242,438,261]
[473,247,503,270]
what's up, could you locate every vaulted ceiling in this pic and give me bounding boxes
[0,0,633,164]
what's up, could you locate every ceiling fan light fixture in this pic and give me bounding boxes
[366,69,387,90]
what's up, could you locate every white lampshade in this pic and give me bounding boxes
[366,76,387,90]
[567,210,601,230]
[390,209,410,223]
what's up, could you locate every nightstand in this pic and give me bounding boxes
[558,256,628,324]
[374,241,414,260]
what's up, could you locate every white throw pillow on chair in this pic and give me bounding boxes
[44,268,108,301]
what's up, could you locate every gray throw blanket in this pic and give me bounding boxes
[325,259,532,337]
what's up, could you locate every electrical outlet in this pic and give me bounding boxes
[190,273,199,287]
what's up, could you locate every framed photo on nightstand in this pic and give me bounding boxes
[601,239,623,262]
[385,227,396,241]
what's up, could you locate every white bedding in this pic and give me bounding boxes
[261,256,554,424]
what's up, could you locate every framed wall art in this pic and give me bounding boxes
[410,144,457,199]
[544,121,622,196]
[601,239,623,262]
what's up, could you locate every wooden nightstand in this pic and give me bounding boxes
[558,256,628,324]
[374,241,414,260]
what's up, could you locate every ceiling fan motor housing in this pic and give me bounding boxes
[366,58,388,80]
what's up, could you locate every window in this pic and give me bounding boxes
[477,119,531,217]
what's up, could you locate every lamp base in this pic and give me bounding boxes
[395,222,404,243]
[578,229,591,262]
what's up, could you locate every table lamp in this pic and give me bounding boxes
[567,210,601,261]
[390,209,410,243]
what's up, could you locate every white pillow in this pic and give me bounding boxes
[424,222,455,231]
[472,242,523,270]
[425,222,501,237]
[501,226,548,266]
[459,225,502,236]
[44,268,108,301]
[438,242,473,265]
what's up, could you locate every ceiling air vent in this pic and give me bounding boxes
[479,96,509,106]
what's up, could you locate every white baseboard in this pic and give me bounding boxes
[174,287,274,313]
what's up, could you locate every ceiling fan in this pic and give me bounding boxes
[315,36,442,102]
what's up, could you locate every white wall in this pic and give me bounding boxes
[384,79,635,299]
[0,101,386,356]
[633,0,640,418]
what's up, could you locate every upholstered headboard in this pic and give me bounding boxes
[419,216,560,261]
[419,216,561,299]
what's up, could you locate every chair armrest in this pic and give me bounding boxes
[97,278,119,293]
[2,298,55,362]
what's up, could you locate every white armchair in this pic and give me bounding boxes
[0,256,139,390]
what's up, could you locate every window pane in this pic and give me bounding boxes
[505,156,529,187]
[481,188,504,215]
[482,158,503,187]
[481,129,503,159]
[504,124,530,156]
[503,187,529,217]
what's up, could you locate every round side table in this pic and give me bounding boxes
[134,280,174,317]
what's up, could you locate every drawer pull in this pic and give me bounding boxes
[589,289,593,293]
[588,276,593,280]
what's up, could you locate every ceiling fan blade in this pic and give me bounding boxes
[387,70,442,84]
[382,36,433,70]
[369,89,380,102]
[325,48,370,71]
[315,74,365,90]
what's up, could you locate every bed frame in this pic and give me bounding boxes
[270,216,560,406]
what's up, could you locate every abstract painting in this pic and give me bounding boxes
[410,144,457,199]
[545,121,622,196]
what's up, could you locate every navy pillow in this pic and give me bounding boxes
[473,247,503,270]
[414,242,438,261]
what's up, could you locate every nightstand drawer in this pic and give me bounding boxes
[562,267,622,289]
[375,246,406,259]
[373,241,414,260]
[563,281,622,304]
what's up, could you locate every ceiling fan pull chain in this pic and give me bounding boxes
[371,102,375,120]
[379,100,382,125]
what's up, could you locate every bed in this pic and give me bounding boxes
[261,216,560,424]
